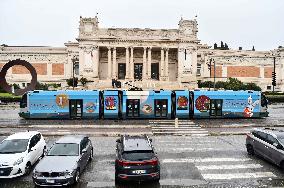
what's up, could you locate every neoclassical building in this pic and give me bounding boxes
[1,16,284,91]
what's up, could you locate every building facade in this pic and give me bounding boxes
[1,16,284,91]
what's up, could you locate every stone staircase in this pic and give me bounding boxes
[149,119,209,136]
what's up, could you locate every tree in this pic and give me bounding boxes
[35,82,48,90]
[66,77,78,87]
[252,46,255,51]
[221,41,224,49]
[244,83,261,91]
[198,78,261,91]
[224,43,229,50]
[80,77,88,87]
[224,78,243,90]
[214,43,218,49]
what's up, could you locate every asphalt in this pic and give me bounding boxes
[2,136,284,188]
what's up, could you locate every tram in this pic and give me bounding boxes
[19,89,269,119]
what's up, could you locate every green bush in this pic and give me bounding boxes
[66,77,78,87]
[198,77,262,91]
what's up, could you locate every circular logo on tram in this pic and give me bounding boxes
[55,94,69,108]
[195,95,210,112]
[85,102,96,113]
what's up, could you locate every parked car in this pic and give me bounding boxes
[246,128,284,168]
[32,135,93,186]
[115,135,160,183]
[0,131,46,178]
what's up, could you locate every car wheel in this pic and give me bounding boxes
[247,145,254,155]
[74,169,80,184]
[25,162,32,175]
[89,149,94,161]
[279,161,284,170]
[115,172,120,184]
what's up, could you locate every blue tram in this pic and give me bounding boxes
[19,89,268,119]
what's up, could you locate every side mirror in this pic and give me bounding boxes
[82,148,87,154]
[273,143,282,149]
[28,148,33,153]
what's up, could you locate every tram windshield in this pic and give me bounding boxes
[20,93,27,108]
[261,93,268,108]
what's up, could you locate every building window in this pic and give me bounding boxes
[74,62,79,75]
[267,85,272,90]
[196,63,201,76]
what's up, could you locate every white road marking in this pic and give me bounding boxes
[157,147,227,152]
[162,158,252,163]
[156,140,216,143]
[202,172,276,180]
[196,164,262,170]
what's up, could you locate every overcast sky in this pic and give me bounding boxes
[0,0,283,51]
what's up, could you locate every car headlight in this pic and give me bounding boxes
[33,170,41,177]
[59,171,73,176]
[13,157,24,166]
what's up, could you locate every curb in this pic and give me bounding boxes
[0,125,150,129]
[200,124,284,128]
[0,131,153,137]
[208,131,248,136]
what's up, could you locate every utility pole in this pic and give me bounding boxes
[213,59,216,90]
[208,58,212,91]
[71,56,78,90]
[272,57,276,92]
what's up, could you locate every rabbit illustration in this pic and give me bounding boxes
[243,95,259,117]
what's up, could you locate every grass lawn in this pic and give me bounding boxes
[0,93,21,98]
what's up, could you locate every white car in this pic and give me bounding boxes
[0,131,46,178]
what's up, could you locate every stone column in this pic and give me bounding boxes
[125,47,130,79]
[130,47,134,79]
[165,48,169,81]
[92,46,99,79]
[177,48,183,81]
[147,47,152,79]
[47,62,52,78]
[260,65,264,78]
[112,47,117,79]
[142,47,147,80]
[160,48,165,80]
[222,64,227,78]
[79,48,85,77]
[107,47,112,79]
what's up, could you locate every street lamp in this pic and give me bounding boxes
[71,56,78,90]
[206,58,216,90]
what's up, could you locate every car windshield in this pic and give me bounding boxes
[122,150,155,161]
[277,135,284,145]
[0,139,29,154]
[47,143,79,156]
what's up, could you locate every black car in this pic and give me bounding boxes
[115,135,160,183]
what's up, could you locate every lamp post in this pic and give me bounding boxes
[213,58,216,90]
[71,56,78,90]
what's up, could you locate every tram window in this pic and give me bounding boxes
[126,99,140,117]
[155,99,168,117]
[20,94,27,108]
[210,99,223,117]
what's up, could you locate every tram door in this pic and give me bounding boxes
[69,99,83,119]
[154,99,168,118]
[126,99,140,117]
[210,99,223,117]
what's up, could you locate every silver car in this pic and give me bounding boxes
[32,135,93,186]
[246,128,284,168]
